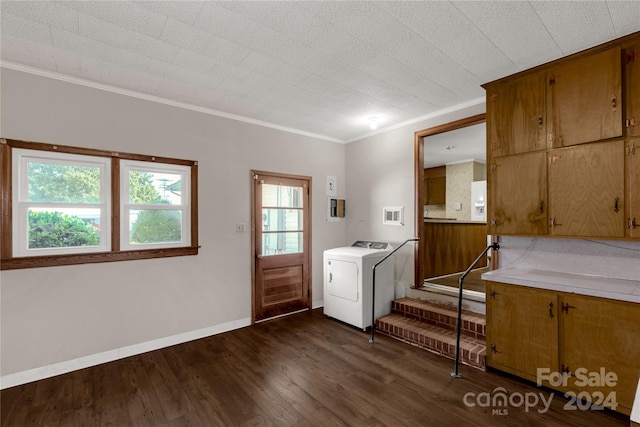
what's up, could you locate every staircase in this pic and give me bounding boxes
[376,297,486,370]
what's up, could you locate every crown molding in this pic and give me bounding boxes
[0,61,344,144]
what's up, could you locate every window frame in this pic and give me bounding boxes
[12,148,112,257]
[120,160,191,251]
[1,138,199,270]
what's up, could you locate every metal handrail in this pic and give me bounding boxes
[369,237,420,344]
[451,242,500,378]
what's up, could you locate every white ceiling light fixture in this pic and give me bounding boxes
[368,116,379,130]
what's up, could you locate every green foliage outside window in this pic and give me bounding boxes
[26,164,182,248]
[29,211,100,248]
[131,210,182,244]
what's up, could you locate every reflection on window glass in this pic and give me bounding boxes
[129,209,182,244]
[28,207,101,249]
[28,161,101,203]
[262,209,302,232]
[129,170,182,205]
[262,232,302,256]
[262,184,302,208]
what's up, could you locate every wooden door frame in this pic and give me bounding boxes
[250,169,312,324]
[413,114,486,288]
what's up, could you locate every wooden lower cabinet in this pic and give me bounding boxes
[628,140,640,238]
[559,294,640,415]
[486,282,558,380]
[487,281,640,415]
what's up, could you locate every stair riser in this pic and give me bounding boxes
[391,303,485,340]
[376,320,486,370]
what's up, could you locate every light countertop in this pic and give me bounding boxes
[424,218,486,224]
[482,268,640,304]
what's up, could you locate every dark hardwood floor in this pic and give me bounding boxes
[1,309,629,426]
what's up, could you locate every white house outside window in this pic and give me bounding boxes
[120,160,190,250]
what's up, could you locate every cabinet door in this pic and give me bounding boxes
[486,72,546,157]
[548,47,622,147]
[559,294,640,414]
[549,141,625,237]
[625,41,640,137]
[427,176,445,205]
[486,282,558,382]
[489,151,547,235]
[628,141,640,237]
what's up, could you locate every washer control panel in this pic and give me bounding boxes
[351,241,389,250]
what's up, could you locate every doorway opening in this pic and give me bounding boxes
[413,114,491,306]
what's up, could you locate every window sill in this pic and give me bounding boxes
[0,246,199,270]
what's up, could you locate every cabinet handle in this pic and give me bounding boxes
[489,289,500,299]
[561,364,571,376]
[490,344,501,353]
[611,96,617,111]
[561,302,576,313]
[629,218,637,229]
[329,272,333,283]
[538,116,543,128]
[549,302,554,318]
[539,200,545,214]
[549,154,561,164]
[550,218,562,228]
[614,197,620,213]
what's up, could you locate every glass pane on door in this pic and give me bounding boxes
[261,183,303,256]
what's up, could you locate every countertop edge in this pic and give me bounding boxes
[482,268,640,304]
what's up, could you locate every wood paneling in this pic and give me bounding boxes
[423,222,487,278]
[0,309,629,426]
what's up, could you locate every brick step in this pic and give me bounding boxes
[392,297,485,340]
[376,313,486,371]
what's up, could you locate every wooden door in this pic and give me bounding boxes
[559,294,640,414]
[628,140,640,237]
[548,141,625,237]
[252,171,310,321]
[489,151,547,235]
[485,72,547,157]
[486,282,558,382]
[624,41,640,138]
[547,47,622,147]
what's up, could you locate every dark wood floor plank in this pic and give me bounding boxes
[0,308,630,427]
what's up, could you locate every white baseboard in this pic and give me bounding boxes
[0,317,251,390]
[312,299,323,309]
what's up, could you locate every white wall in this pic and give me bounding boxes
[0,68,347,380]
[344,102,486,290]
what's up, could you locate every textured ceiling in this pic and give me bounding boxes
[1,1,640,143]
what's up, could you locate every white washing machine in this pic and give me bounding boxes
[323,241,394,330]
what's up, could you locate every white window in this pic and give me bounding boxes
[12,148,111,257]
[120,160,190,250]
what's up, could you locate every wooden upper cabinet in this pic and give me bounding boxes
[424,166,446,205]
[485,72,547,157]
[628,140,640,237]
[547,47,622,148]
[548,140,625,237]
[489,151,547,235]
[624,41,640,137]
